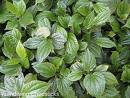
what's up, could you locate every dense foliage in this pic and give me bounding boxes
[0,0,130,98]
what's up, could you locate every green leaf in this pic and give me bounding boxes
[79,49,96,72]
[124,18,130,28]
[49,57,63,69]
[6,0,26,17]
[121,66,130,82]
[66,33,79,56]
[22,80,50,97]
[16,41,29,68]
[111,51,120,69]
[79,41,88,51]
[5,19,18,30]
[103,72,118,85]
[117,0,130,20]
[93,3,109,13]
[58,16,70,28]
[3,30,20,58]
[125,86,130,98]
[95,65,109,72]
[4,73,24,93]
[23,37,43,49]
[13,0,26,16]
[16,41,27,59]
[37,17,51,29]
[0,59,21,76]
[94,7,111,26]
[6,0,17,16]
[24,73,37,83]
[19,11,34,28]
[88,41,101,57]
[69,14,84,26]
[96,37,116,48]
[97,0,120,13]
[36,27,51,38]
[56,78,75,97]
[0,8,14,23]
[67,70,82,81]
[33,62,56,78]
[99,86,119,98]
[36,11,56,21]
[52,25,67,49]
[36,38,53,62]
[83,72,105,97]
[83,11,95,29]
[36,0,45,4]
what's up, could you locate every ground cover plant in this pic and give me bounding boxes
[0,0,130,98]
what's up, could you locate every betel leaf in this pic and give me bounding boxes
[36,38,53,62]
[96,37,116,48]
[83,72,105,97]
[33,62,56,78]
[23,37,43,49]
[67,70,82,81]
[79,49,96,72]
[22,80,50,97]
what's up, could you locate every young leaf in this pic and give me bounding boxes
[16,41,27,59]
[33,62,56,78]
[83,72,105,97]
